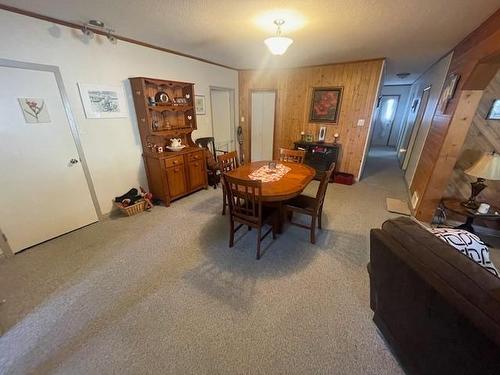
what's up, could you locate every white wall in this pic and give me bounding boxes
[380,85,411,146]
[0,10,238,214]
[401,52,452,186]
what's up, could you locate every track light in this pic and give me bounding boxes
[81,20,117,44]
[82,25,94,38]
[107,32,117,44]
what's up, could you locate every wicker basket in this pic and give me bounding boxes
[113,199,147,216]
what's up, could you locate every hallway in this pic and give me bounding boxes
[362,146,408,201]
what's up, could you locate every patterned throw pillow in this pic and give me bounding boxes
[430,228,499,278]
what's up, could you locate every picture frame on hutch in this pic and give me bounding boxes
[318,126,326,142]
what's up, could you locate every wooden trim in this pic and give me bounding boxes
[0,3,237,71]
[0,4,388,73]
[238,57,386,72]
[358,59,385,180]
[383,84,412,88]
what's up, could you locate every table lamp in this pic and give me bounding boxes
[462,151,500,209]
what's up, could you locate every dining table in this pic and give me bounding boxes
[226,160,316,231]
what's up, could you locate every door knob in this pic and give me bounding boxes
[69,158,79,164]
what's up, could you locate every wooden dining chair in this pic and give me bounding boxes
[222,174,278,259]
[217,151,239,215]
[279,148,306,164]
[284,161,335,244]
[195,137,227,189]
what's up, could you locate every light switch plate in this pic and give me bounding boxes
[357,119,365,127]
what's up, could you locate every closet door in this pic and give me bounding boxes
[211,89,234,152]
[0,65,98,253]
[251,91,276,161]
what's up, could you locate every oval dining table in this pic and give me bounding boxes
[226,160,316,232]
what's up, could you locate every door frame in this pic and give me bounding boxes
[248,89,278,161]
[402,85,432,171]
[370,94,401,147]
[0,59,102,256]
[209,86,236,152]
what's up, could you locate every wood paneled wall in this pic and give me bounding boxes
[238,59,384,177]
[445,70,500,205]
[410,9,500,222]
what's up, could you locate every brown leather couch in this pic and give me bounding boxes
[369,217,500,375]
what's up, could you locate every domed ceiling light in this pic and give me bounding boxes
[264,19,293,55]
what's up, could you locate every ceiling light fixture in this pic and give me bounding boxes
[396,72,411,79]
[264,19,293,55]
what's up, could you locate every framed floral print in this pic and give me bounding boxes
[309,87,343,123]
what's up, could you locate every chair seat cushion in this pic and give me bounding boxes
[285,194,316,212]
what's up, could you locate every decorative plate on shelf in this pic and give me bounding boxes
[166,145,186,152]
[154,91,170,104]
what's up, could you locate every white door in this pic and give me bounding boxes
[371,95,399,146]
[0,65,98,253]
[251,91,276,161]
[210,89,234,152]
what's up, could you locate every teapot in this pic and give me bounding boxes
[170,138,182,148]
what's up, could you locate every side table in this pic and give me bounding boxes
[441,198,500,234]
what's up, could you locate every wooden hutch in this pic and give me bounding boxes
[129,77,207,206]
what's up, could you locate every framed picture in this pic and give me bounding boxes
[318,126,326,142]
[486,99,500,120]
[309,87,343,123]
[18,98,50,123]
[78,83,128,119]
[437,73,460,113]
[195,95,206,115]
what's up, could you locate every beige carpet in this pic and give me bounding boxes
[0,147,407,374]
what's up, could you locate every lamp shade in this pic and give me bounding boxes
[464,152,500,180]
[264,36,293,55]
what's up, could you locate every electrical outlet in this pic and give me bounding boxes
[357,119,365,127]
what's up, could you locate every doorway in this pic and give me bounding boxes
[0,59,100,254]
[401,86,431,172]
[210,87,236,152]
[371,95,400,147]
[250,90,276,161]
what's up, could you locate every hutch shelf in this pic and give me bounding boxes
[130,77,207,206]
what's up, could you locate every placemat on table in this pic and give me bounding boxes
[249,164,291,183]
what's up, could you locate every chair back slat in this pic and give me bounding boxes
[218,151,239,173]
[279,148,306,164]
[223,174,262,224]
[315,162,336,212]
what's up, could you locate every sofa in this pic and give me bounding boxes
[369,217,500,375]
